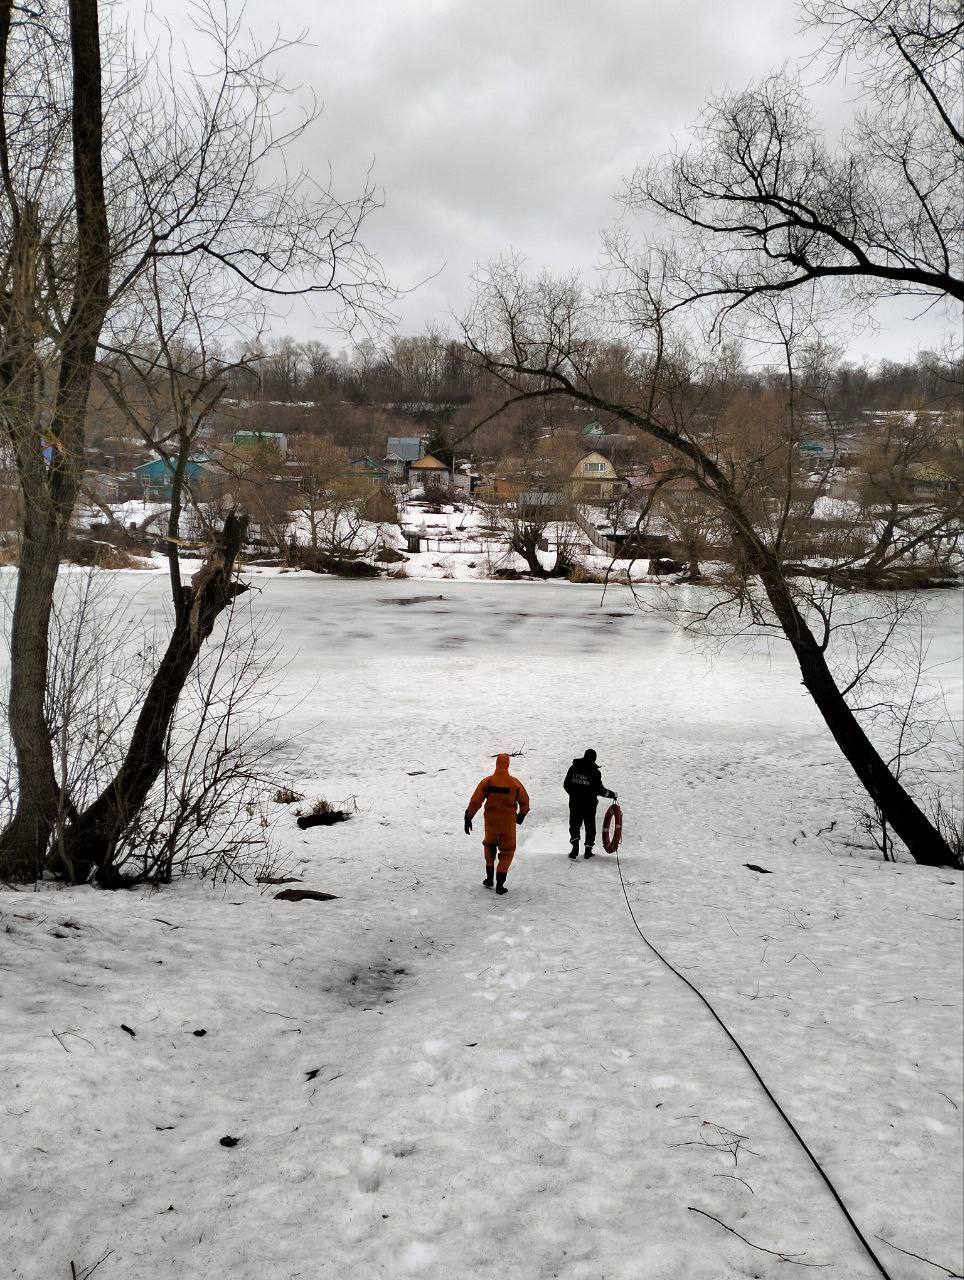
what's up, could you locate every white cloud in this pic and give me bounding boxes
[122,0,957,360]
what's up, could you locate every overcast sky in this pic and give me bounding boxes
[140,0,957,363]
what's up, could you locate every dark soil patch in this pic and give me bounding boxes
[297,812,351,830]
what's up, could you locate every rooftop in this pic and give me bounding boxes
[386,436,425,463]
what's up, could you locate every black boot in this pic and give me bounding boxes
[569,842,579,859]
[483,865,494,888]
[583,846,594,859]
[495,872,508,895]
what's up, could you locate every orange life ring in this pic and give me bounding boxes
[602,802,622,853]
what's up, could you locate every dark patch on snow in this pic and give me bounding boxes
[379,594,447,607]
[274,888,340,902]
[324,957,411,1008]
[296,812,350,830]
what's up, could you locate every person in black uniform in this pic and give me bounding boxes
[563,749,616,859]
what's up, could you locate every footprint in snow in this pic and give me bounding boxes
[355,1147,383,1193]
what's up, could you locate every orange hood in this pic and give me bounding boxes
[494,753,511,774]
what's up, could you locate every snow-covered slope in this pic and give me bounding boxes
[2,579,962,1280]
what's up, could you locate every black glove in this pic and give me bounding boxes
[516,812,526,825]
[608,791,617,801]
[464,814,472,835]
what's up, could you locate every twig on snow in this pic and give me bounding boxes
[52,1030,71,1054]
[70,1248,113,1280]
[670,1122,759,1166]
[712,1173,755,1193]
[53,1029,97,1052]
[688,1207,830,1266]
[874,1234,964,1277]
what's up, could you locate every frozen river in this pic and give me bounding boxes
[3,570,961,836]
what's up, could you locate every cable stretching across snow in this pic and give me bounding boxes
[613,846,894,1280]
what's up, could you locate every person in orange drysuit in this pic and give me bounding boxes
[464,753,530,895]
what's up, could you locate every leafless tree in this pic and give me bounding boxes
[306,472,378,564]
[0,1,391,880]
[623,1,962,329]
[462,2,961,865]
[462,258,957,866]
[493,439,580,578]
[1,566,289,885]
[288,435,353,551]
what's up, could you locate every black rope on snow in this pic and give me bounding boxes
[613,846,894,1280]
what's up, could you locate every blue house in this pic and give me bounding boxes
[134,456,209,501]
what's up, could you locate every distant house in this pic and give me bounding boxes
[134,455,210,501]
[474,475,520,505]
[581,421,631,453]
[232,430,288,459]
[93,435,145,472]
[639,457,699,495]
[907,463,960,496]
[569,451,622,502]
[349,456,390,490]
[384,436,426,481]
[518,490,567,520]
[799,440,835,461]
[83,469,120,503]
[408,453,451,490]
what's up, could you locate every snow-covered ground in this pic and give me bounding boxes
[2,578,962,1280]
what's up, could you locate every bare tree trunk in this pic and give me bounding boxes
[0,0,110,880]
[614,397,953,865]
[510,522,548,577]
[1,515,67,878]
[751,555,950,864]
[55,514,249,884]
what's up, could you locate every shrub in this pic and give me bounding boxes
[375,546,408,563]
[63,538,147,570]
[273,785,304,805]
[931,795,964,870]
[568,563,606,584]
[294,549,383,577]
